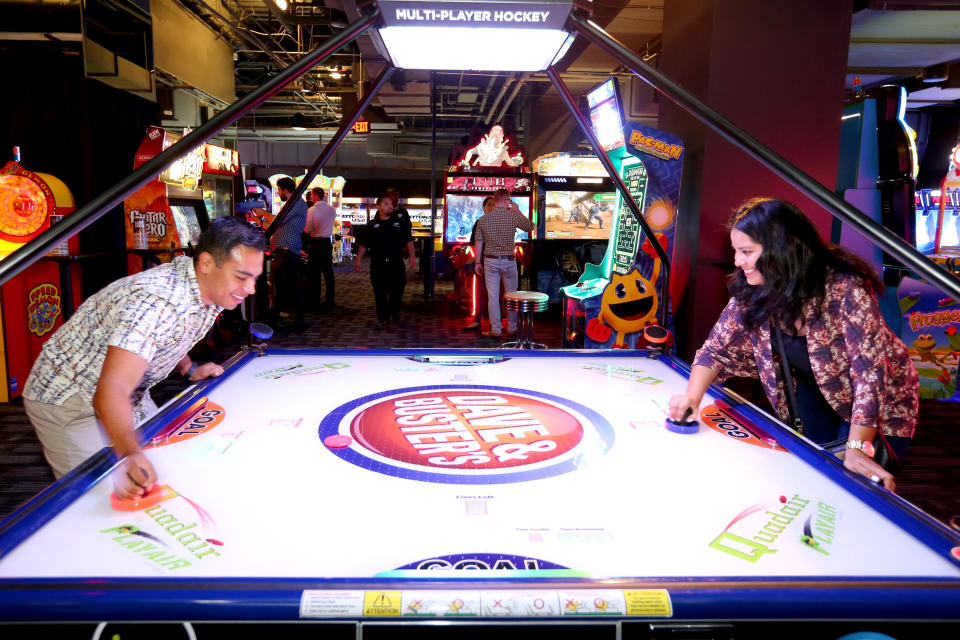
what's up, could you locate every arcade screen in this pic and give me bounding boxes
[915,192,937,255]
[169,202,203,247]
[940,201,960,254]
[202,176,233,220]
[587,78,625,152]
[445,195,530,244]
[544,191,616,239]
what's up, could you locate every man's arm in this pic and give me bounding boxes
[93,346,156,500]
[474,231,484,276]
[355,245,367,271]
[406,240,417,270]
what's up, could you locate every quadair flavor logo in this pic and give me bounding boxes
[98,487,225,571]
[318,385,614,484]
[709,494,812,562]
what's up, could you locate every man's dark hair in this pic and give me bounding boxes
[276,177,296,193]
[482,196,495,207]
[376,195,389,205]
[194,217,266,266]
[312,187,325,200]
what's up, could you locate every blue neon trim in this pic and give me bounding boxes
[0,576,958,621]
[260,347,652,358]
[660,354,960,565]
[0,350,258,560]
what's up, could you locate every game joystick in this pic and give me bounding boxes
[666,407,699,434]
[248,321,273,356]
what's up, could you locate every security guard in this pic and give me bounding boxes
[356,196,416,329]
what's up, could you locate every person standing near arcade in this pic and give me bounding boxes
[464,196,495,330]
[356,196,416,329]
[474,188,534,338]
[668,197,918,490]
[385,187,414,300]
[267,177,308,332]
[306,187,337,309]
[22,218,265,498]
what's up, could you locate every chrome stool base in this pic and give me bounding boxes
[500,291,549,349]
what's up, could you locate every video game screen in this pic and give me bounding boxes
[587,78,625,152]
[444,195,530,244]
[915,193,937,255]
[544,191,616,239]
[170,203,203,247]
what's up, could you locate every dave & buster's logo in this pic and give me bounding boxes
[318,385,614,484]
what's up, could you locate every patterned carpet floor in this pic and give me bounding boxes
[1,263,958,530]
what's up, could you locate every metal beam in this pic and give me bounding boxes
[570,11,960,301]
[547,65,671,330]
[266,65,395,240]
[0,7,379,286]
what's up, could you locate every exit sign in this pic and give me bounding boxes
[353,121,370,134]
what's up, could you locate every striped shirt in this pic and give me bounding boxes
[23,257,222,421]
[476,206,534,256]
[271,198,308,253]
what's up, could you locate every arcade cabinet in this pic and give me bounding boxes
[531,152,616,303]
[445,123,534,318]
[123,126,211,274]
[0,149,82,401]
[560,78,684,350]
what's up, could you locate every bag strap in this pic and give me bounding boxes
[771,321,804,434]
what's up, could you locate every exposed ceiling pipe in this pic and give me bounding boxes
[195,0,334,114]
[493,72,529,126]
[473,74,498,120]
[484,73,515,125]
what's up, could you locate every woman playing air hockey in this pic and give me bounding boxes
[668,197,918,491]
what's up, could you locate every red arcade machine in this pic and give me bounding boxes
[0,148,82,401]
[123,126,210,274]
[444,124,534,314]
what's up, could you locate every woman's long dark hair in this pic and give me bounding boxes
[727,197,883,329]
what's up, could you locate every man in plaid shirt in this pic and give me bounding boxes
[474,188,534,337]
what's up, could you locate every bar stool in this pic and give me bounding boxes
[502,291,549,349]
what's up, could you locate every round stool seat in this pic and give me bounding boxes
[501,291,549,349]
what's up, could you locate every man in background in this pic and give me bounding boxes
[306,187,337,309]
[267,176,308,332]
[474,188,534,338]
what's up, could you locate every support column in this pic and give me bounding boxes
[660,0,853,359]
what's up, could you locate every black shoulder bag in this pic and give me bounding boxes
[771,322,899,472]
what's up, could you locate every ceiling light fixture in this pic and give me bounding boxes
[377,0,575,71]
[330,71,343,80]
[274,0,288,11]
[291,113,307,130]
[922,62,950,83]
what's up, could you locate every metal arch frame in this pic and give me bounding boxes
[2,1,957,312]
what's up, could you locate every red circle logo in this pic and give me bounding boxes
[349,390,584,470]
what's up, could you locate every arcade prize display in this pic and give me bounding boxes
[897,144,960,400]
[561,78,684,349]
[123,127,211,274]
[0,151,82,402]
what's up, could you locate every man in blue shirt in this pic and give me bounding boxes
[268,177,309,332]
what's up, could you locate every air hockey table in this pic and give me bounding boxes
[1,348,959,635]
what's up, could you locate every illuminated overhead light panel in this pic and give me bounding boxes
[377,1,576,71]
[291,113,307,131]
[274,0,288,11]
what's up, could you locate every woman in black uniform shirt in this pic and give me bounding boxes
[355,196,416,329]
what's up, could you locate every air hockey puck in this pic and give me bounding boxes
[249,322,274,341]
[324,434,353,449]
[665,418,699,434]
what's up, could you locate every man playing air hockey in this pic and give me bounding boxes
[22,218,265,500]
